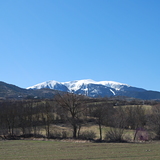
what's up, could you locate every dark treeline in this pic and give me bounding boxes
[0,93,160,142]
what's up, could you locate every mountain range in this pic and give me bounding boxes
[27,79,160,100]
[1,79,160,100]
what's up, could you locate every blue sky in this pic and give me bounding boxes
[0,0,160,91]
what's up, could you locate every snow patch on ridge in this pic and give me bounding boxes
[97,81,130,90]
[110,89,115,95]
[62,79,129,91]
[62,79,96,91]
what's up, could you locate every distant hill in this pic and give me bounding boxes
[0,81,58,99]
[0,81,27,98]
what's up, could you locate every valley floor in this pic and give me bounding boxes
[0,140,160,160]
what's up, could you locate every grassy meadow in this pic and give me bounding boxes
[0,103,158,159]
[0,140,160,160]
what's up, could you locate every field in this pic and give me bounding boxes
[0,140,160,160]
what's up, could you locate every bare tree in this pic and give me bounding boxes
[123,105,146,141]
[41,101,54,138]
[125,105,146,130]
[54,92,86,138]
[31,102,42,136]
[1,101,19,136]
[92,103,113,141]
[148,104,160,139]
[17,106,28,135]
[105,106,126,142]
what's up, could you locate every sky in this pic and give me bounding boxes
[0,0,160,91]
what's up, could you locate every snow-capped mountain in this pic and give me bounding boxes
[27,80,69,92]
[62,79,130,92]
[27,79,148,98]
[1,80,160,100]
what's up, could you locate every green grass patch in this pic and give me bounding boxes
[0,140,160,160]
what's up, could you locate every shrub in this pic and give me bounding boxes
[34,134,45,138]
[79,130,96,140]
[62,130,68,138]
[19,134,34,138]
[19,133,45,138]
[105,127,125,142]
[49,131,62,139]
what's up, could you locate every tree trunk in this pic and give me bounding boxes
[47,123,50,138]
[77,125,81,138]
[73,125,77,138]
[99,123,102,141]
[133,129,138,141]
